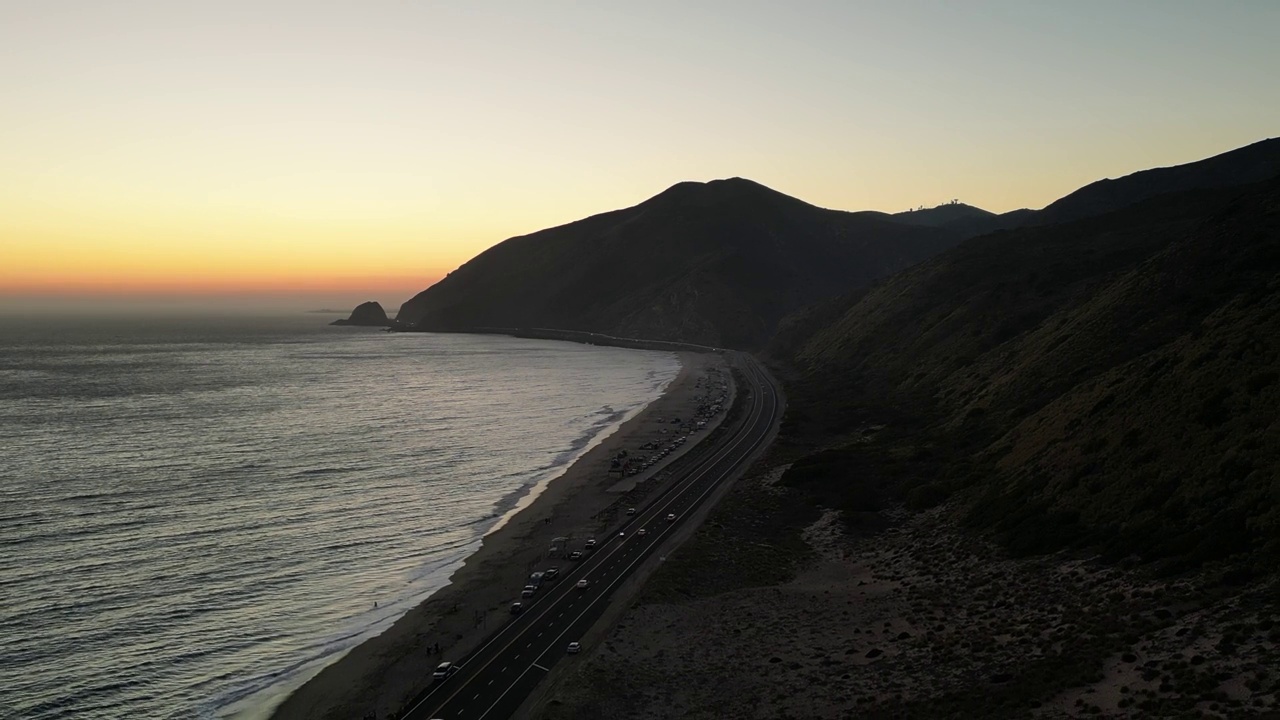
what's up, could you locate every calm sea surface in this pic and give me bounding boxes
[0,315,679,720]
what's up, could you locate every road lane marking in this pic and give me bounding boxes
[446,360,779,720]
[532,662,550,672]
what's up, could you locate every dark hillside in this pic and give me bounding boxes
[783,178,1280,571]
[1035,137,1280,226]
[883,138,1280,240]
[397,179,963,349]
[893,201,995,225]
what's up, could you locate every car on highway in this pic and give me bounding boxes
[626,507,636,515]
[544,567,559,580]
[567,641,581,654]
[584,538,597,549]
[432,661,458,681]
[638,528,647,537]
[569,550,583,561]
[510,602,523,615]
[521,585,536,598]
[666,513,677,522]
[618,531,625,537]
[576,579,589,590]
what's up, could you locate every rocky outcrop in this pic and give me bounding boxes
[331,301,391,327]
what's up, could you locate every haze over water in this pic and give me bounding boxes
[0,316,679,719]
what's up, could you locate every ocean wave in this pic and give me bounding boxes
[0,321,680,720]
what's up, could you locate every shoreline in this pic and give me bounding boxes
[219,349,674,720]
[265,349,730,719]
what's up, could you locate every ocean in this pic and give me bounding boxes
[0,315,680,720]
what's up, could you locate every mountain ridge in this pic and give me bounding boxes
[390,138,1280,348]
[778,175,1280,569]
[396,178,965,348]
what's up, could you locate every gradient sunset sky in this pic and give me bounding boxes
[2,1,1276,312]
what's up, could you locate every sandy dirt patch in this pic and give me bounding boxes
[536,482,1279,719]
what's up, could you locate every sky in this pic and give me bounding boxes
[2,0,1277,313]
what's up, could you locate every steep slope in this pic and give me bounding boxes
[784,177,1280,570]
[397,178,962,348]
[883,138,1280,240]
[1034,136,1280,226]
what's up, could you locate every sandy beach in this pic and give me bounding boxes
[268,350,732,720]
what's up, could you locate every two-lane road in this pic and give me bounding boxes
[402,353,781,720]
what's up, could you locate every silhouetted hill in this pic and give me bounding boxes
[892,201,995,227]
[890,201,1015,239]
[1034,137,1280,226]
[397,178,963,348]
[331,301,391,327]
[780,177,1280,571]
[890,138,1280,239]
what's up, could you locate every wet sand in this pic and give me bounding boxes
[268,351,731,720]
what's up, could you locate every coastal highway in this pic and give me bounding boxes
[401,352,781,720]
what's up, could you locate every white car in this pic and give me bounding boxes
[576,579,589,589]
[567,641,581,654]
[584,538,597,549]
[666,513,677,522]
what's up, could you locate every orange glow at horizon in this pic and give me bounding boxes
[0,273,445,298]
[2,3,1276,308]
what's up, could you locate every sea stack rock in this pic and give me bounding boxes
[331,301,391,326]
